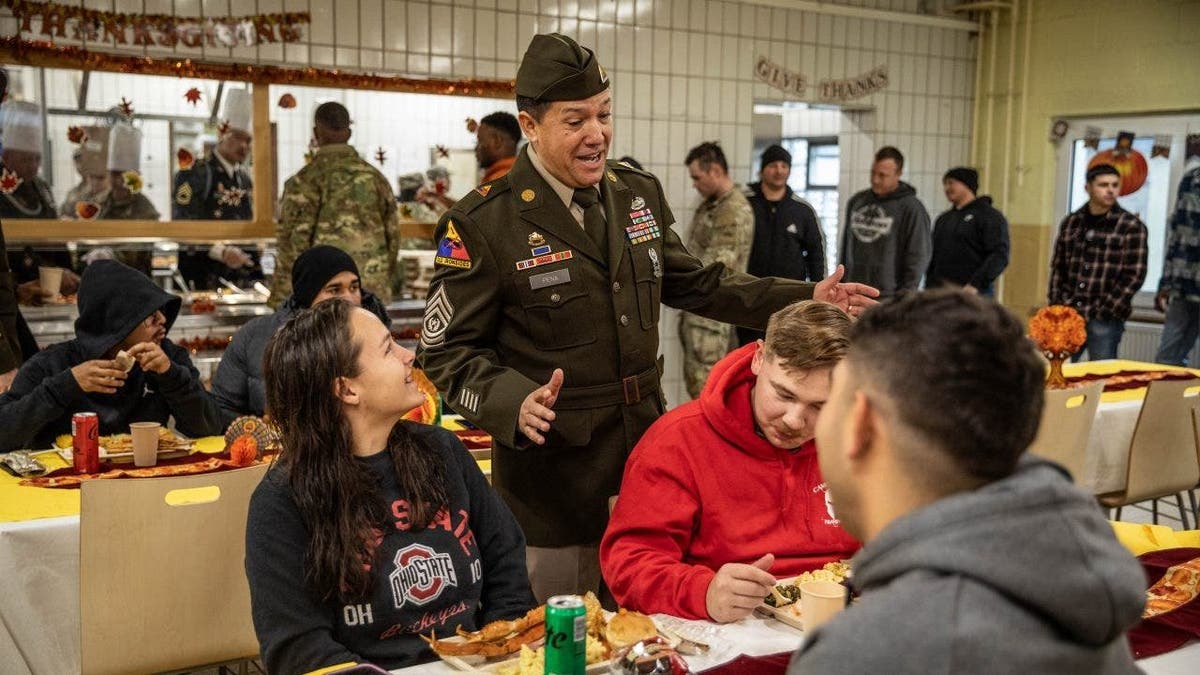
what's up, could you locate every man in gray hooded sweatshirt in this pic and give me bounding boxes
[791,289,1146,675]
[840,146,931,297]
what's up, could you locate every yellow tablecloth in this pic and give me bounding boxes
[1061,359,1200,403]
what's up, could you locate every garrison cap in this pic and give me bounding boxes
[515,33,610,102]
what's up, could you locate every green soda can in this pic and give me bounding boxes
[544,594,587,675]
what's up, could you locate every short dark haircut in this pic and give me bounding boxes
[314,101,351,131]
[480,111,521,145]
[847,290,1044,483]
[516,95,551,122]
[1086,163,1121,183]
[874,145,905,172]
[684,141,728,174]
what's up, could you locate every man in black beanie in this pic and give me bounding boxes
[925,166,1010,296]
[739,144,827,345]
[211,245,391,426]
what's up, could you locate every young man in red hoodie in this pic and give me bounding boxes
[600,301,860,622]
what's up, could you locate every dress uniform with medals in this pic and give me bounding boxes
[172,88,253,220]
[172,89,260,290]
[416,34,818,588]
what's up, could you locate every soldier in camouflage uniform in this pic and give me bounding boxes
[680,142,753,399]
[99,123,160,221]
[416,33,879,600]
[270,102,400,306]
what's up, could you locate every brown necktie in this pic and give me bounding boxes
[571,187,608,259]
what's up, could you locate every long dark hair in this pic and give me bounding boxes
[263,299,447,601]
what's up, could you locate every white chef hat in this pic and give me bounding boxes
[79,125,110,175]
[221,88,253,136]
[1,100,43,154]
[107,123,142,173]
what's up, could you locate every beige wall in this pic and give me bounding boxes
[1,0,978,403]
[974,0,1200,317]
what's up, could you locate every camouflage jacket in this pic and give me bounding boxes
[99,192,160,220]
[270,144,400,304]
[687,185,753,272]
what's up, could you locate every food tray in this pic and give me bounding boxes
[757,575,806,631]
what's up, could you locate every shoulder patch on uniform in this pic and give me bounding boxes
[476,184,492,197]
[175,182,193,205]
[435,220,473,269]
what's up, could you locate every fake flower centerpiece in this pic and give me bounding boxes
[1029,305,1087,389]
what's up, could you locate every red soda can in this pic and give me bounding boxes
[72,412,100,474]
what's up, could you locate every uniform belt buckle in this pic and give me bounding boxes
[622,375,641,405]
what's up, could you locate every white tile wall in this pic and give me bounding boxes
[0,0,975,406]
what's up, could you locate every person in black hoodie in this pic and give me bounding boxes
[840,146,931,298]
[0,259,225,451]
[245,299,535,673]
[925,167,1010,296]
[210,245,392,427]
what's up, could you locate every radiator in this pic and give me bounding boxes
[1120,321,1200,365]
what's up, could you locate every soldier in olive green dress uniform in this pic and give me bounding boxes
[416,33,878,600]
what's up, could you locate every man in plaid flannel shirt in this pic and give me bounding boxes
[1154,163,1200,365]
[1048,163,1148,360]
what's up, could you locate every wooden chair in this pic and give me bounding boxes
[1026,381,1104,486]
[80,463,269,675]
[1099,379,1200,529]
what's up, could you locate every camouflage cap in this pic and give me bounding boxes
[515,33,609,102]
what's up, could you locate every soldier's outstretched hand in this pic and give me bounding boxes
[814,264,880,317]
[519,368,564,445]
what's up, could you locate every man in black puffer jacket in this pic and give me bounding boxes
[0,259,225,451]
[925,166,1010,297]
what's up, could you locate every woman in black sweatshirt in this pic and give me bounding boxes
[245,299,535,674]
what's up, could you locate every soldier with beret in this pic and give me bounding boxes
[416,33,878,600]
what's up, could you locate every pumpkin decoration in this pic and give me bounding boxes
[223,415,279,464]
[401,368,441,425]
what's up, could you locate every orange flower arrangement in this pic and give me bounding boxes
[1029,305,1087,388]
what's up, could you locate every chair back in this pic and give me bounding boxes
[1122,379,1200,504]
[1027,381,1104,485]
[80,463,268,675]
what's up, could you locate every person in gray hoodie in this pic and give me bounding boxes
[839,146,931,297]
[790,289,1146,675]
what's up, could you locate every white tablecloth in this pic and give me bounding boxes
[1081,398,1144,495]
[0,515,80,675]
[1,514,1196,675]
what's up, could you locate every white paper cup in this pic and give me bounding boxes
[800,580,848,633]
[130,422,161,467]
[39,266,63,298]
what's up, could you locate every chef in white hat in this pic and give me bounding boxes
[0,100,56,219]
[99,123,159,220]
[60,126,111,218]
[172,87,258,290]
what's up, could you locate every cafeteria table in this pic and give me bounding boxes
[1060,359,1200,495]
